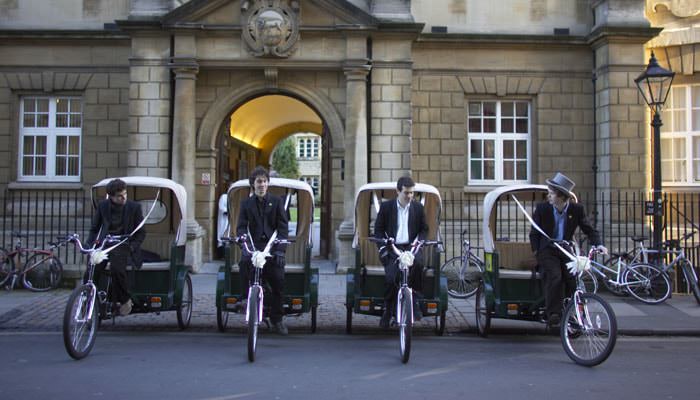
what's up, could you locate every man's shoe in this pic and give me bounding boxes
[379,310,391,329]
[547,313,561,329]
[413,300,423,321]
[119,299,132,316]
[233,299,247,313]
[272,320,288,336]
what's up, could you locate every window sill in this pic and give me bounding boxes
[8,181,85,191]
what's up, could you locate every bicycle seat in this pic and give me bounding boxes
[631,236,648,243]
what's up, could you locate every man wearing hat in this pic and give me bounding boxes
[529,172,607,328]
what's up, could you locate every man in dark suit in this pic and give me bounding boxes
[87,178,145,316]
[236,166,289,335]
[529,172,607,327]
[374,176,429,328]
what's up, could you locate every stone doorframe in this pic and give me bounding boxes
[195,78,346,261]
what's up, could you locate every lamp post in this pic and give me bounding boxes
[634,51,675,254]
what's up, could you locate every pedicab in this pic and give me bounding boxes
[346,182,447,336]
[476,184,617,366]
[63,177,192,359]
[216,178,318,333]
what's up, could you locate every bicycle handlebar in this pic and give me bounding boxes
[223,234,294,256]
[65,233,130,254]
[369,237,442,257]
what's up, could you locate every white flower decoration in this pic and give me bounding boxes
[252,250,271,269]
[90,250,107,265]
[566,255,590,275]
[398,251,415,267]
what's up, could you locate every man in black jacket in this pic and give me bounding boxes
[236,166,289,335]
[87,178,145,316]
[374,176,429,328]
[529,172,606,327]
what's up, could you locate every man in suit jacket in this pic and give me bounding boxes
[529,172,606,327]
[87,178,145,316]
[374,176,429,328]
[236,166,289,335]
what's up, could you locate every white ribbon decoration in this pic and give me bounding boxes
[250,231,278,269]
[398,250,415,267]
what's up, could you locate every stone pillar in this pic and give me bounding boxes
[336,65,371,271]
[171,60,205,271]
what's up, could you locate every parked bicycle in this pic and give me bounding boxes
[656,232,700,304]
[230,232,293,363]
[0,231,66,291]
[369,236,441,364]
[440,230,484,299]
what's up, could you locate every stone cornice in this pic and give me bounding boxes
[586,25,663,47]
[416,33,588,47]
[0,30,129,40]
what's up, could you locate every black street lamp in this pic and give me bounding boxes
[634,51,675,254]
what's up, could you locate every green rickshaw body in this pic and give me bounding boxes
[481,185,578,321]
[91,177,191,316]
[346,182,447,334]
[217,178,318,332]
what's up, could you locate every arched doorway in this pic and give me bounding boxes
[214,94,333,259]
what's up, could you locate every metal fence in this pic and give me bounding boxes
[441,189,700,292]
[1,190,93,267]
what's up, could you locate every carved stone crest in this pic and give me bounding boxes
[241,0,300,58]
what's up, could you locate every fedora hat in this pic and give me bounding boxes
[546,172,575,198]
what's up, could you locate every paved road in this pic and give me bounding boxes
[1,332,699,400]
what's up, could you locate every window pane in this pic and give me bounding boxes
[56,115,68,128]
[36,114,48,127]
[674,138,685,158]
[69,114,81,128]
[661,110,671,133]
[503,160,514,180]
[692,86,700,107]
[673,87,686,108]
[516,161,527,180]
[57,136,66,154]
[24,98,35,113]
[483,118,496,133]
[484,161,495,179]
[468,118,481,132]
[501,102,513,117]
[23,136,34,154]
[484,140,495,158]
[69,136,80,155]
[661,138,673,159]
[23,114,34,128]
[501,118,513,133]
[674,110,686,131]
[692,110,700,131]
[56,98,68,113]
[516,102,528,117]
[483,102,496,116]
[471,160,481,179]
[35,156,46,175]
[23,157,33,175]
[468,102,481,116]
[36,136,47,154]
[515,118,528,133]
[56,156,66,175]
[675,160,686,181]
[37,99,49,113]
[516,140,527,158]
[470,140,481,157]
[503,140,514,159]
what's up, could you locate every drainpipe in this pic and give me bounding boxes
[591,49,599,224]
[366,36,373,177]
[168,34,175,179]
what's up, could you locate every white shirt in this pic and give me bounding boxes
[395,199,410,244]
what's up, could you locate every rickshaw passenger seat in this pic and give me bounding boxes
[495,241,540,280]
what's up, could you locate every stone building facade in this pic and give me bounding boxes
[1,0,696,272]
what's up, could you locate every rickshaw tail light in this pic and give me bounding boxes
[292,298,303,310]
[359,299,370,311]
[226,297,238,309]
[507,304,518,315]
[426,302,437,311]
[150,297,162,308]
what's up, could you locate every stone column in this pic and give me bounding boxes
[336,65,370,271]
[171,61,205,270]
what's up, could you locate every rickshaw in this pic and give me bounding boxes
[477,184,617,366]
[63,177,192,359]
[346,182,447,336]
[216,178,318,334]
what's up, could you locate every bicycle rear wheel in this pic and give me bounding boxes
[0,248,15,287]
[22,254,63,292]
[63,285,98,360]
[681,261,700,305]
[561,292,616,366]
[441,255,483,299]
[247,286,261,363]
[398,287,412,364]
[623,263,671,304]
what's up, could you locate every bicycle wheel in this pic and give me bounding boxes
[0,248,15,287]
[623,263,671,304]
[441,255,483,299]
[247,286,261,362]
[681,261,700,305]
[398,287,412,364]
[63,285,98,360]
[177,273,192,329]
[561,292,617,367]
[602,256,629,296]
[22,254,63,292]
[216,305,229,332]
[581,269,598,293]
[475,282,490,337]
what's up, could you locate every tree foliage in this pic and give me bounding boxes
[271,137,300,179]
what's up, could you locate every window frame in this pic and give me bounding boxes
[660,84,700,186]
[466,99,531,186]
[296,136,320,160]
[18,96,82,183]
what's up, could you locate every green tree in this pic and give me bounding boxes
[271,137,300,179]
